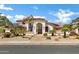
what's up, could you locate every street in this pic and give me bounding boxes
[0,45,79,54]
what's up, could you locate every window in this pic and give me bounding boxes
[45,26,49,32]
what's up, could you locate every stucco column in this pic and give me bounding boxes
[33,23,36,34]
[25,23,29,31]
[75,28,79,34]
[42,23,45,34]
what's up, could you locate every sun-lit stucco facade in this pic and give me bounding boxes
[16,17,59,34]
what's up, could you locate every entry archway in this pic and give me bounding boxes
[36,23,42,34]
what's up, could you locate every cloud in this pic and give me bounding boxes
[33,6,38,10]
[7,15,13,19]
[0,13,13,20]
[0,14,14,22]
[49,9,79,25]
[0,13,25,23]
[0,4,13,10]
[7,15,25,23]
[6,15,25,23]
[0,13,5,16]
[34,16,45,18]
[6,15,15,22]
[14,15,25,20]
[48,11,55,16]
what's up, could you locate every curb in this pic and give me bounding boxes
[0,41,79,45]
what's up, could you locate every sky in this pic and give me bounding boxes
[0,4,79,25]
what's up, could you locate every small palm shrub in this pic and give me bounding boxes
[49,29,56,36]
[4,32,11,38]
[43,33,47,37]
[46,36,51,40]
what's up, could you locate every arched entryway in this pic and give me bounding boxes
[36,23,42,34]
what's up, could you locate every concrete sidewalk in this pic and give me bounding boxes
[0,40,79,45]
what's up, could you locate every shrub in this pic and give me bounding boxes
[43,33,47,37]
[0,28,5,33]
[54,38,59,41]
[49,29,56,36]
[69,32,78,36]
[46,36,51,40]
[76,36,79,39]
[11,27,26,36]
[4,32,11,38]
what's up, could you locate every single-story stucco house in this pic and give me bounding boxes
[16,16,60,34]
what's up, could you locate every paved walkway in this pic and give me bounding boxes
[0,39,79,45]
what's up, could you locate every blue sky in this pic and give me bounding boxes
[0,4,79,25]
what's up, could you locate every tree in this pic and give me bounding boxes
[23,15,34,32]
[23,15,34,23]
[67,24,73,32]
[49,28,56,36]
[0,14,13,27]
[62,24,72,38]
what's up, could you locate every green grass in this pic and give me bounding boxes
[0,28,5,33]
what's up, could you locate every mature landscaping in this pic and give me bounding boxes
[0,13,79,43]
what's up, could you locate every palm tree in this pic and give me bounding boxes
[23,15,34,32]
[62,24,71,38]
[49,28,56,36]
[68,24,73,32]
[23,15,34,23]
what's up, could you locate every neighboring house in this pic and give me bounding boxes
[16,16,60,34]
[54,26,63,36]
[71,18,79,34]
[72,22,79,34]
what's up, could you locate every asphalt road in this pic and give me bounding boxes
[0,45,79,54]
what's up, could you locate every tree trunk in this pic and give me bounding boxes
[63,31,66,38]
[52,33,54,36]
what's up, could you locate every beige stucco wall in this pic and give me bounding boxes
[17,22,23,26]
[24,23,29,31]
[18,21,54,34]
[33,22,37,34]
[47,25,53,31]
[75,28,79,34]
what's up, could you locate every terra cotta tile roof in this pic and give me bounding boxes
[16,18,61,30]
